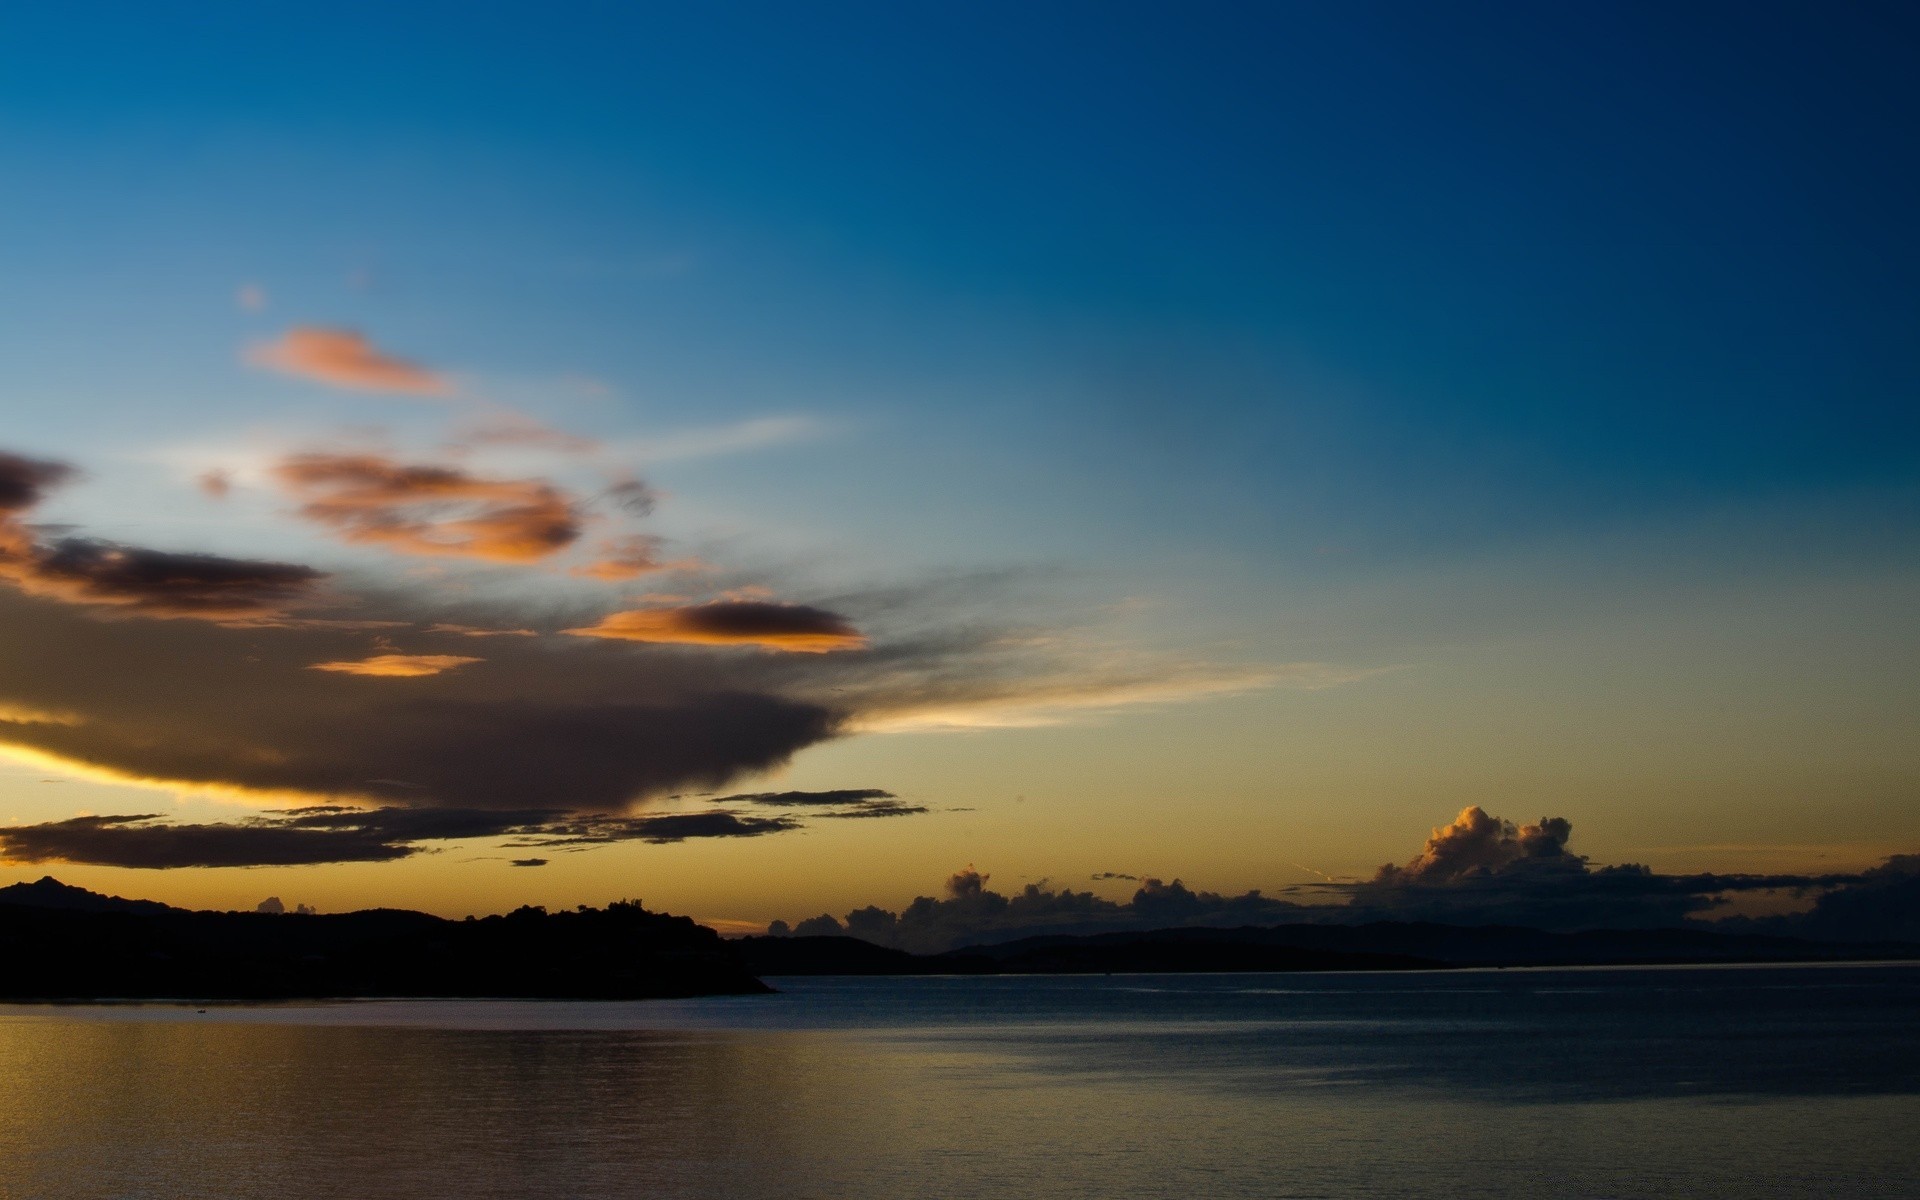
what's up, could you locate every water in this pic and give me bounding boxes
[1,963,1915,1199]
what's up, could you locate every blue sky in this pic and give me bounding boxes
[0,2,1915,918]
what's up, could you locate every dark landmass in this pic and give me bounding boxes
[742,921,1920,975]
[5,877,1914,1000]
[0,878,768,1000]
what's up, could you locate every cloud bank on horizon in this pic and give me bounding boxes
[768,807,1920,949]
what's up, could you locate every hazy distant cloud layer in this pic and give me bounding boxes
[565,601,867,653]
[246,328,452,395]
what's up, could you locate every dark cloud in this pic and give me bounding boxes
[0,803,817,869]
[0,813,417,869]
[0,452,74,513]
[770,867,1310,953]
[720,789,895,807]
[816,800,929,819]
[16,539,324,620]
[1091,871,1138,881]
[1337,807,1857,930]
[0,585,842,810]
[515,810,800,846]
[566,601,866,653]
[0,451,325,622]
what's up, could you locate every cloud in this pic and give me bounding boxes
[849,664,1301,732]
[719,788,896,807]
[425,623,539,638]
[1372,806,1574,886]
[571,534,670,582]
[236,283,267,313]
[773,809,1920,951]
[770,866,1310,953]
[0,451,326,623]
[5,540,326,622]
[0,813,418,868]
[0,801,843,869]
[517,810,800,846]
[565,601,866,653]
[197,470,232,499]
[0,704,86,727]
[445,411,598,454]
[246,327,452,396]
[816,799,929,819]
[274,452,583,562]
[309,654,483,678]
[606,416,820,464]
[0,584,843,811]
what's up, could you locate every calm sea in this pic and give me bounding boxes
[1,963,1915,1199]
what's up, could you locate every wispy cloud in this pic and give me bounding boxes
[851,664,1309,732]
[604,416,821,464]
[246,328,452,396]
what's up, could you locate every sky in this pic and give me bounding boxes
[0,1,1915,931]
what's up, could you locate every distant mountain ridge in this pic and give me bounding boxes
[738,920,1920,976]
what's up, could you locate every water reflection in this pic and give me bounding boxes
[0,965,1915,1199]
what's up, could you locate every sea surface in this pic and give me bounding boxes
[1,963,1916,1199]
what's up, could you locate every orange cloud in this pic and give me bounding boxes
[570,534,676,582]
[274,453,582,562]
[565,601,866,653]
[309,654,482,678]
[246,327,452,396]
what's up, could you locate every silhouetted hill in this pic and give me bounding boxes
[0,875,175,915]
[0,880,768,1000]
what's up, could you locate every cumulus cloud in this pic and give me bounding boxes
[565,601,866,653]
[246,327,452,396]
[770,809,1920,950]
[275,453,583,563]
[770,866,1309,953]
[1372,807,1574,886]
[309,653,483,678]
